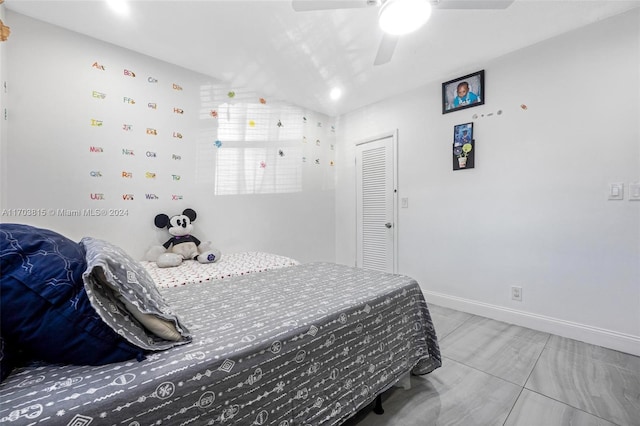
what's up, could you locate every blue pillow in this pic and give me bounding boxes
[0,224,142,381]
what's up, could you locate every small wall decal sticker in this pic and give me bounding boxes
[214,140,222,148]
[89,146,104,153]
[227,91,235,98]
[123,97,135,104]
[122,194,134,200]
[173,83,183,91]
[0,18,9,42]
[259,97,267,104]
[173,108,184,114]
[172,132,183,139]
[171,154,181,160]
[148,77,158,83]
[172,174,181,181]
[146,128,158,135]
[249,120,256,127]
[91,62,105,70]
[277,120,284,127]
[145,194,159,200]
[92,91,106,99]
[278,150,285,157]
[90,119,103,127]
[89,171,102,177]
[210,110,218,118]
[145,172,156,179]
[260,161,267,169]
[122,148,135,156]
[123,69,136,77]
[171,195,184,200]
[122,171,133,178]
[148,102,157,109]
[122,124,133,131]
[146,151,157,158]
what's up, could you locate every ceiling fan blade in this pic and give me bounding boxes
[373,34,399,66]
[292,0,376,12]
[434,0,514,9]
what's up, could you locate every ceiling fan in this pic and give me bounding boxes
[292,0,515,65]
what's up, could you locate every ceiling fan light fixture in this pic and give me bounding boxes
[106,0,130,16]
[378,0,432,35]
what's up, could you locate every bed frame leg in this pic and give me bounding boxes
[373,394,384,415]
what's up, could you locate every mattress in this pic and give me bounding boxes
[0,262,441,426]
[140,251,300,289]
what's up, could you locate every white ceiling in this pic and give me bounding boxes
[5,0,639,116]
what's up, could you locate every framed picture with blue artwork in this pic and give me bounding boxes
[442,70,485,114]
[453,122,474,170]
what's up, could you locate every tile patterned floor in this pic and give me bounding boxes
[343,304,640,426]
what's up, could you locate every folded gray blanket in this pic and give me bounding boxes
[81,237,192,350]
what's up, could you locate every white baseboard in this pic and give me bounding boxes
[422,290,640,357]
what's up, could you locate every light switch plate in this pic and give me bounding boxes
[629,183,640,201]
[609,183,624,200]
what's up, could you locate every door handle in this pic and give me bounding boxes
[385,222,392,228]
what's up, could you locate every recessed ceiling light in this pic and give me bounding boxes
[379,0,432,36]
[106,0,130,16]
[330,87,342,101]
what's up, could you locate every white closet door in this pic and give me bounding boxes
[356,135,396,273]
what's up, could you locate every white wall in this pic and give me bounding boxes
[336,9,640,355]
[0,3,7,207]
[1,12,336,264]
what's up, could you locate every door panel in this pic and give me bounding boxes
[356,136,395,273]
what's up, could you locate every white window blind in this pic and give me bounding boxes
[214,100,303,195]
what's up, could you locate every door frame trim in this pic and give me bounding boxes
[355,129,399,273]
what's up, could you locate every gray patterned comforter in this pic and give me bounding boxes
[0,262,440,425]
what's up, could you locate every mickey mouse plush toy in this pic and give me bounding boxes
[145,208,221,268]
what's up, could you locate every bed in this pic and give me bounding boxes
[140,251,300,289]
[0,225,441,426]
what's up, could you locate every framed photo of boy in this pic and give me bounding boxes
[442,70,485,114]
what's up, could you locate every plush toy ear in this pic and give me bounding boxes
[154,214,170,229]
[183,208,197,222]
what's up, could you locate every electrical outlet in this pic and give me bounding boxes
[511,286,522,302]
[609,183,624,200]
[629,183,640,201]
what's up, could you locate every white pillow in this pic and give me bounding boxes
[93,267,182,341]
[119,298,182,341]
[157,253,183,268]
